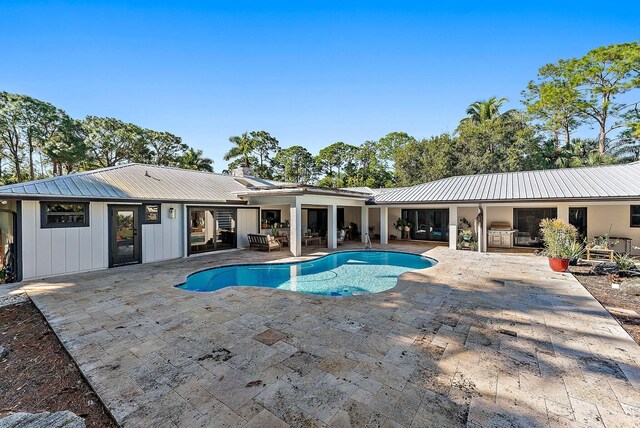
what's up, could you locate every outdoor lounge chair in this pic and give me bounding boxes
[248,233,281,252]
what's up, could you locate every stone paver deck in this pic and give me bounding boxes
[20,244,640,427]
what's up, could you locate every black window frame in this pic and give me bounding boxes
[40,201,90,229]
[631,205,640,228]
[142,203,162,224]
[260,209,281,227]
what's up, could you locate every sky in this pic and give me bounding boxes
[1,1,639,171]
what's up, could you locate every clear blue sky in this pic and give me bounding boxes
[2,1,638,170]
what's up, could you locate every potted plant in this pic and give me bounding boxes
[539,218,579,272]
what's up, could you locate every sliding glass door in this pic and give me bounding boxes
[401,209,449,242]
[513,208,557,247]
[188,207,237,255]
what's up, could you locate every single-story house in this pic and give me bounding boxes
[1,161,638,282]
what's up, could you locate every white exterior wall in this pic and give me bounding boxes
[237,208,259,248]
[22,200,109,280]
[587,204,640,255]
[142,203,184,263]
[22,201,186,280]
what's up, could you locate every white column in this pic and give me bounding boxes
[327,204,337,249]
[557,203,569,224]
[290,202,302,257]
[380,206,389,245]
[449,205,458,250]
[361,205,369,243]
[481,205,488,252]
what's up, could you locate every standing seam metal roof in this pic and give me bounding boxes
[373,162,640,203]
[0,163,289,202]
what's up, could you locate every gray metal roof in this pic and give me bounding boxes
[0,164,286,203]
[340,187,399,196]
[373,162,640,204]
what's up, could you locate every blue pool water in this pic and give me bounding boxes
[177,250,436,296]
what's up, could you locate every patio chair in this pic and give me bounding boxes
[337,229,346,246]
[248,233,281,252]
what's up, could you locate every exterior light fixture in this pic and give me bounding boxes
[169,207,176,219]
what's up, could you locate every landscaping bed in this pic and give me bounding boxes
[0,300,117,427]
[571,263,640,344]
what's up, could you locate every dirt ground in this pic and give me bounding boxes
[0,300,117,427]
[571,264,640,344]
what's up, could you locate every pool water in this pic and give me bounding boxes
[177,250,436,296]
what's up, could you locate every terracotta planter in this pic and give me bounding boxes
[548,257,570,272]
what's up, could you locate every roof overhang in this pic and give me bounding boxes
[369,196,640,205]
[0,194,248,205]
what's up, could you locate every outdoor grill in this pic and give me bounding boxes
[488,222,517,248]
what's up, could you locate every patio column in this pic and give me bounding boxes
[449,205,458,250]
[380,206,388,245]
[557,203,569,224]
[361,205,369,242]
[290,202,302,256]
[481,205,488,252]
[327,204,337,249]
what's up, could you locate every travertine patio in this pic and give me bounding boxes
[19,244,640,427]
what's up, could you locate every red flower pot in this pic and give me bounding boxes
[548,257,570,272]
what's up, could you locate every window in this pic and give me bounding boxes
[632,206,640,228]
[261,209,281,227]
[143,204,161,224]
[41,202,89,228]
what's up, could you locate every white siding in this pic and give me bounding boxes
[22,201,109,280]
[237,209,258,248]
[21,201,185,280]
[142,203,184,263]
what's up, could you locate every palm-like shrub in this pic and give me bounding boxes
[539,218,579,259]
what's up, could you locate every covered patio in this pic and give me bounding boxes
[17,244,640,427]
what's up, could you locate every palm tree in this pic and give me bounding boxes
[179,148,213,172]
[224,132,255,168]
[460,97,509,125]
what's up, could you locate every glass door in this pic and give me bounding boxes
[513,207,558,247]
[109,206,141,267]
[569,207,587,239]
[402,209,450,242]
[188,207,237,255]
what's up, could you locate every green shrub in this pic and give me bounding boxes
[614,253,637,273]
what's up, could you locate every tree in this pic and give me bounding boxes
[0,92,67,181]
[224,132,255,168]
[82,116,145,168]
[523,64,584,148]
[141,130,187,166]
[249,130,280,178]
[345,140,393,188]
[46,117,87,175]
[460,97,509,125]
[272,146,316,184]
[457,106,543,174]
[315,142,358,187]
[563,42,640,154]
[376,132,417,181]
[394,134,460,185]
[179,148,214,172]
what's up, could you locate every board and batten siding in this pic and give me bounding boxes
[22,201,186,280]
[236,208,258,248]
[22,200,109,280]
[142,203,184,263]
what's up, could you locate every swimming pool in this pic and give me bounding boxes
[177,250,436,296]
